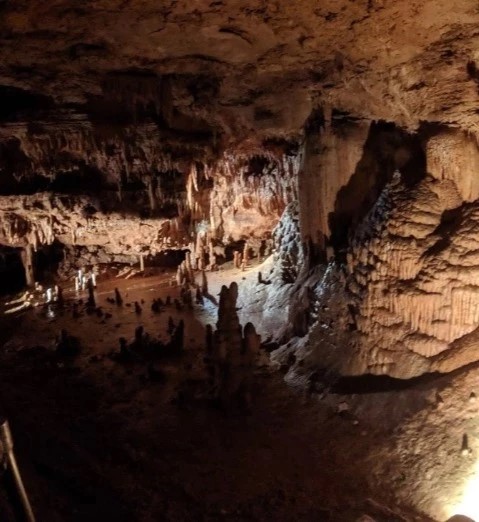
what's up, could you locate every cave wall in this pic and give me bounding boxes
[0,148,297,272]
[296,125,479,379]
[298,117,424,263]
[209,153,299,243]
[298,118,370,259]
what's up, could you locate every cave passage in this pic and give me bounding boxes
[1,2,479,522]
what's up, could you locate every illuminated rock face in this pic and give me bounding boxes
[0,152,297,268]
[298,125,479,378]
[2,1,479,381]
[209,154,299,242]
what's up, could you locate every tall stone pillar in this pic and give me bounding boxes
[21,245,35,287]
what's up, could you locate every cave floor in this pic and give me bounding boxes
[0,264,468,521]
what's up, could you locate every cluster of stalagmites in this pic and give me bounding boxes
[206,282,261,408]
[52,274,260,408]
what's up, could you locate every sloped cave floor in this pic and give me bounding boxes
[0,262,475,522]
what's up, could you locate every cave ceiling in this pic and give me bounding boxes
[1,0,478,151]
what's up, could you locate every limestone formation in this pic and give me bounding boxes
[114,288,123,306]
[208,282,260,407]
[297,127,479,379]
[169,320,185,355]
[243,243,249,266]
[195,288,204,305]
[201,271,208,295]
[86,279,95,308]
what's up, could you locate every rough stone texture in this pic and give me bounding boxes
[299,121,371,255]
[298,128,479,379]
[3,0,479,384]
[209,153,298,241]
[0,0,479,144]
[0,192,189,255]
[0,152,297,268]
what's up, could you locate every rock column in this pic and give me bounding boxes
[21,245,35,287]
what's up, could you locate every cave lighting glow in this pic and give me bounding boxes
[449,460,479,522]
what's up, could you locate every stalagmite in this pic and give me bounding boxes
[21,245,35,287]
[56,285,64,307]
[243,242,249,266]
[208,240,215,269]
[45,288,53,304]
[243,323,261,362]
[189,242,197,269]
[167,316,175,334]
[114,288,123,306]
[185,252,194,281]
[209,282,250,407]
[209,253,217,271]
[169,319,184,354]
[202,324,212,356]
[139,254,145,272]
[198,245,205,271]
[233,251,240,269]
[134,325,144,349]
[201,270,208,295]
[87,279,95,307]
[176,266,183,286]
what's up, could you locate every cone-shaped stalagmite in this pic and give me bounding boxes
[114,288,123,306]
[87,278,95,307]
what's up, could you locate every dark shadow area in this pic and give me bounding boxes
[224,240,246,262]
[0,85,54,122]
[329,121,427,257]
[422,203,473,258]
[50,166,110,193]
[147,249,187,268]
[330,371,445,394]
[331,357,479,395]
[0,246,26,296]
[34,241,64,284]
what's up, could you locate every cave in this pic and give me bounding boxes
[0,2,478,522]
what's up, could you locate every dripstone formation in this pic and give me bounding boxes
[207,282,260,408]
